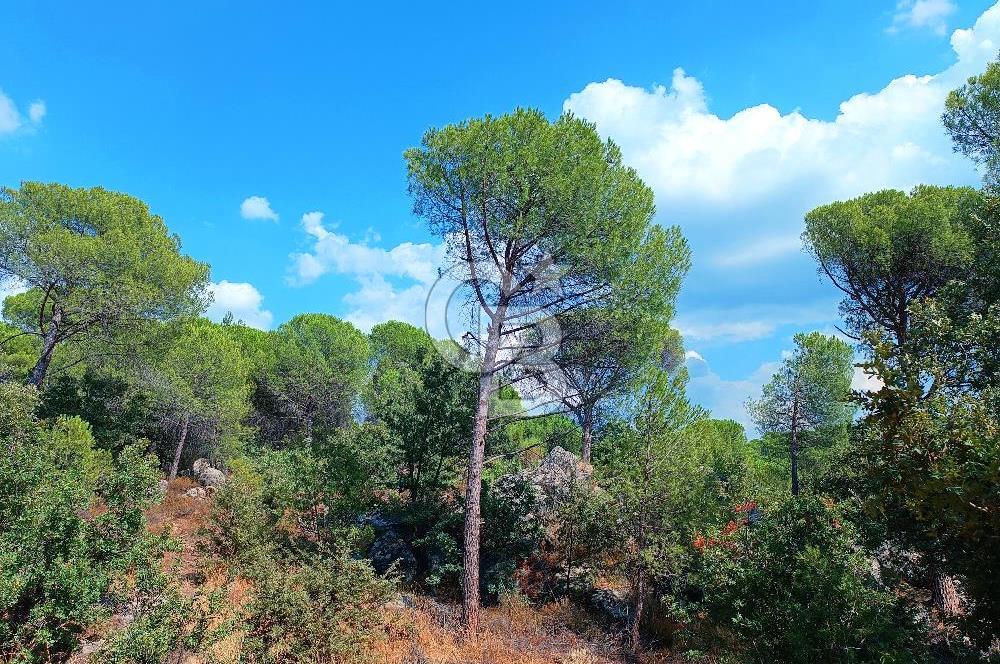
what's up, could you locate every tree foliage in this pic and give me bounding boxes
[0,183,210,387]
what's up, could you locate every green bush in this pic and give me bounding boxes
[692,496,924,663]
[0,383,166,663]
[208,451,395,663]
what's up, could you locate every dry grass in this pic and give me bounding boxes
[137,481,689,664]
[371,596,615,664]
[146,477,213,591]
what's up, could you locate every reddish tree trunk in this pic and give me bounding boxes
[461,312,504,633]
[933,571,961,617]
[580,404,594,464]
[28,305,62,388]
[168,413,191,481]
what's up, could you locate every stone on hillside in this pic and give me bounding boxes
[590,588,629,623]
[192,458,226,488]
[369,530,417,582]
[523,446,592,511]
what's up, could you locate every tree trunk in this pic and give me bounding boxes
[168,412,191,481]
[932,571,962,617]
[28,304,62,388]
[461,313,504,633]
[790,387,800,497]
[629,567,646,660]
[580,404,594,464]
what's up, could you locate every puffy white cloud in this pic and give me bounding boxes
[890,0,958,35]
[0,89,45,136]
[685,351,779,431]
[28,101,46,124]
[207,280,274,330]
[852,366,885,393]
[565,3,1000,416]
[290,211,443,286]
[240,196,279,222]
[288,211,449,332]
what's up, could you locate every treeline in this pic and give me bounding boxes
[0,61,999,664]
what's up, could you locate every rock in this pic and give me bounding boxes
[590,588,629,623]
[526,446,592,506]
[192,458,211,477]
[158,479,169,497]
[76,639,103,659]
[358,511,405,532]
[185,487,207,499]
[192,458,226,488]
[369,531,417,582]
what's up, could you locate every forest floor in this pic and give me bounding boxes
[134,479,689,664]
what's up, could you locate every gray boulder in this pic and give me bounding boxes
[192,458,226,488]
[590,588,630,623]
[369,531,417,582]
[519,446,593,514]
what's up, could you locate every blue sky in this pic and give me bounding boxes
[1,0,995,428]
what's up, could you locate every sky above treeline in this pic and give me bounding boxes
[1,0,996,428]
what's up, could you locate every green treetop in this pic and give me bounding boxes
[0,182,210,387]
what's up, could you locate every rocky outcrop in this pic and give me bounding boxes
[369,530,417,582]
[192,458,226,489]
[492,446,593,522]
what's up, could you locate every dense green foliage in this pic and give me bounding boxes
[0,383,168,663]
[4,70,1000,662]
[0,182,210,387]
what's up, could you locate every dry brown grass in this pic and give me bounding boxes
[136,481,689,664]
[370,597,624,664]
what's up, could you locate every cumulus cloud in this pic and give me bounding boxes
[851,366,885,392]
[288,211,448,331]
[207,280,274,330]
[240,196,279,222]
[685,351,779,432]
[0,89,46,136]
[565,3,1000,415]
[890,0,958,35]
[676,301,840,345]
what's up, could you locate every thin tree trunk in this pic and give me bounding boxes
[790,386,800,497]
[580,404,594,464]
[461,311,504,633]
[629,567,646,659]
[28,305,62,388]
[168,413,191,481]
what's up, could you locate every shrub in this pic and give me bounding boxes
[0,383,166,663]
[208,452,395,663]
[692,496,924,663]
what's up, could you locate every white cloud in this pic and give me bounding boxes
[684,349,705,362]
[0,89,45,136]
[713,234,802,268]
[851,366,885,392]
[207,280,274,330]
[676,302,840,344]
[28,101,46,124]
[288,211,448,331]
[240,196,279,222]
[890,0,958,35]
[565,3,1000,358]
[685,351,779,431]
